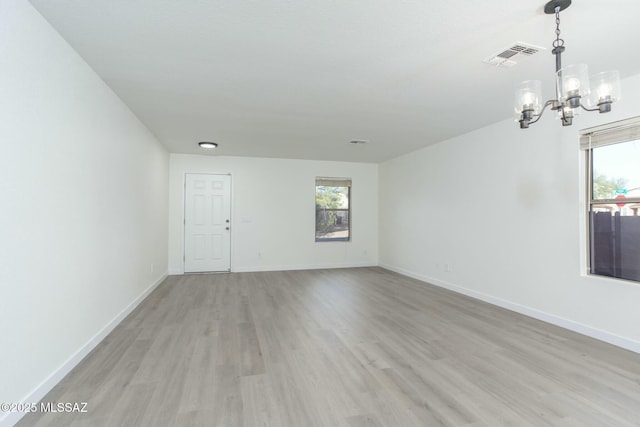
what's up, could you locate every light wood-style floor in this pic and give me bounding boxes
[16,267,640,427]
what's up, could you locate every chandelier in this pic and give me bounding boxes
[515,0,621,129]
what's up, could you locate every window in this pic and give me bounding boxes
[582,117,640,282]
[315,177,351,242]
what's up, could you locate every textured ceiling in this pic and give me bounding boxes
[28,0,640,162]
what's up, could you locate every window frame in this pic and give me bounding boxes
[314,177,352,243]
[582,116,640,282]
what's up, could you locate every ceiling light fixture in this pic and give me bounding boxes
[515,0,621,129]
[198,141,218,149]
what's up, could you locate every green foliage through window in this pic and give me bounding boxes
[593,172,628,200]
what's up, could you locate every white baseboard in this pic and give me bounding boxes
[170,262,378,276]
[0,273,168,427]
[232,261,376,273]
[380,263,640,355]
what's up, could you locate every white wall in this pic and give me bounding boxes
[380,73,640,352]
[169,154,378,273]
[0,1,169,425]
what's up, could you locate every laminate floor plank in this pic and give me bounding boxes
[15,267,640,427]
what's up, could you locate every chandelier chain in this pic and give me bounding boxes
[553,9,564,48]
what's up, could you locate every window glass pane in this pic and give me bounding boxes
[592,139,640,200]
[590,204,640,282]
[315,185,350,242]
[589,138,640,282]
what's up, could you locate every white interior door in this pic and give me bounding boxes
[184,173,231,272]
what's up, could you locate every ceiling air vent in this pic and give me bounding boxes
[483,42,545,68]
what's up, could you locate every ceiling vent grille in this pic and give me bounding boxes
[483,42,545,68]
